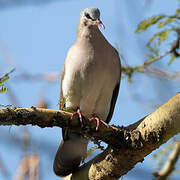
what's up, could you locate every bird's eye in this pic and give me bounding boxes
[85,13,95,21]
[85,13,91,19]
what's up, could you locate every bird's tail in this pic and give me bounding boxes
[53,131,88,177]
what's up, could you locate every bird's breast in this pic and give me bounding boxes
[62,45,119,120]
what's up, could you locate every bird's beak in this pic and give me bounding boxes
[96,19,105,29]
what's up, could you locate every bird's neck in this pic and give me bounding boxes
[76,20,106,46]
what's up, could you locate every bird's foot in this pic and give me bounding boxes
[90,114,109,131]
[72,109,83,126]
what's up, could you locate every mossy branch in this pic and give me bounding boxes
[0,93,180,179]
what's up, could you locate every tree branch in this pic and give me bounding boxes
[0,93,180,179]
[153,141,180,180]
[121,48,172,76]
[63,93,180,180]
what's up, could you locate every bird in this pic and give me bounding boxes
[53,7,121,177]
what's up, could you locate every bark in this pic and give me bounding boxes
[0,93,180,179]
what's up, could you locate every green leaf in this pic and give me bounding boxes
[83,146,99,161]
[0,76,9,85]
[158,17,176,28]
[136,67,144,73]
[168,55,176,65]
[0,75,9,94]
[87,146,98,157]
[148,29,172,46]
[176,7,180,15]
[0,86,9,93]
[158,30,172,45]
[136,15,165,33]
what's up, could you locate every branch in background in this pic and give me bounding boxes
[122,7,180,81]
[122,32,180,81]
[153,141,180,180]
[13,154,39,180]
[121,48,172,81]
[0,93,180,179]
[14,72,59,83]
[0,68,15,94]
[0,42,19,68]
[0,68,15,82]
[8,66,180,85]
[0,155,9,177]
[145,67,180,81]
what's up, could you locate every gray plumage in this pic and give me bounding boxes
[80,7,100,20]
[53,7,121,177]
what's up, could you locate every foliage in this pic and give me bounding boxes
[135,2,180,66]
[83,146,99,161]
[122,2,180,82]
[0,75,9,94]
[87,146,99,157]
[59,90,73,111]
[134,3,180,178]
[168,55,176,65]
[147,29,172,46]
[0,69,15,106]
[0,74,9,107]
[136,15,166,33]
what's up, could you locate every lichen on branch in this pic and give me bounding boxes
[0,93,180,179]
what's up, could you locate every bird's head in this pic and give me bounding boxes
[80,7,105,29]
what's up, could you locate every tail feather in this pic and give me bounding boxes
[53,132,88,177]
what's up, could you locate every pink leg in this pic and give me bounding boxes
[72,108,83,124]
[90,114,109,131]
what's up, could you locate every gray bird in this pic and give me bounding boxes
[53,7,121,177]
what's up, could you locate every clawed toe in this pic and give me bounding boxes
[90,114,109,131]
[72,109,84,126]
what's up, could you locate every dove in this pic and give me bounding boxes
[53,7,121,177]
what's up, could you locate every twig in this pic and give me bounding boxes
[145,67,180,81]
[0,68,16,82]
[13,154,39,180]
[122,49,172,74]
[153,141,180,180]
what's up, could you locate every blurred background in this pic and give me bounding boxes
[0,0,180,179]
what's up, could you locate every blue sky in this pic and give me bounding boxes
[0,0,180,179]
